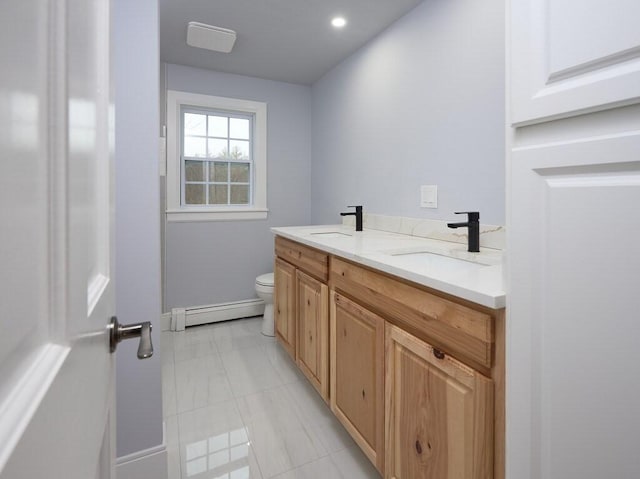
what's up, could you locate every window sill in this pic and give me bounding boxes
[166,208,269,222]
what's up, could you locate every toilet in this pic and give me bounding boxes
[255,272,275,336]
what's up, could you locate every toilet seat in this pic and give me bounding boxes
[255,272,274,287]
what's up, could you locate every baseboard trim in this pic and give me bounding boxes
[116,443,167,479]
[171,299,265,330]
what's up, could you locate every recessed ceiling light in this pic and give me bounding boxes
[331,17,347,28]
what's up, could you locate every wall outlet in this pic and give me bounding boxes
[420,185,438,208]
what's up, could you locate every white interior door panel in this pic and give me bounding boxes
[510,0,640,125]
[0,1,116,477]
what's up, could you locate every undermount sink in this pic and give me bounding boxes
[308,231,353,238]
[385,249,493,271]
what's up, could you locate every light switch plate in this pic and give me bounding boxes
[420,185,438,208]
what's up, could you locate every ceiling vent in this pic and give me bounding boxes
[186,22,236,53]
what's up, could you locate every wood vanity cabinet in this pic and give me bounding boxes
[274,236,330,401]
[330,291,385,473]
[273,236,504,479]
[274,258,296,359]
[331,256,504,479]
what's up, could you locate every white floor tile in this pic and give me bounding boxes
[220,347,286,398]
[262,342,304,384]
[162,358,178,418]
[177,400,244,445]
[175,355,233,413]
[209,318,258,340]
[245,416,326,478]
[167,447,182,479]
[166,415,182,479]
[330,447,380,478]
[225,362,285,398]
[213,320,273,353]
[161,332,176,366]
[162,317,377,479]
[166,414,180,446]
[284,379,334,426]
[270,456,342,479]
[219,346,273,371]
[228,316,266,337]
[236,385,298,426]
[181,443,263,479]
[215,334,267,353]
[280,374,356,454]
[307,415,357,454]
[173,326,220,363]
[177,401,263,479]
[240,317,264,332]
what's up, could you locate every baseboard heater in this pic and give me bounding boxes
[170,298,265,331]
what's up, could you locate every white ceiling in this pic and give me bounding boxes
[159,0,424,85]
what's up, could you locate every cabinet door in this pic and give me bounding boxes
[274,258,296,360]
[385,323,493,479]
[296,270,329,401]
[331,292,384,473]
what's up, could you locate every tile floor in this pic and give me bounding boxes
[162,316,380,479]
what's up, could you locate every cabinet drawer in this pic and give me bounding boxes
[275,236,329,282]
[331,256,494,369]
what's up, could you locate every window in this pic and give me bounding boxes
[182,109,252,206]
[166,91,267,221]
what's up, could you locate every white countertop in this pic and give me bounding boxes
[271,225,506,309]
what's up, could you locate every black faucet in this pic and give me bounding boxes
[340,205,363,231]
[447,211,480,252]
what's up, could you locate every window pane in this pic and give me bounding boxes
[210,162,228,182]
[208,138,228,159]
[230,163,249,183]
[185,160,205,181]
[184,137,206,158]
[185,184,206,204]
[209,185,228,204]
[184,113,206,136]
[229,118,250,140]
[208,115,228,137]
[230,185,249,204]
[229,140,249,160]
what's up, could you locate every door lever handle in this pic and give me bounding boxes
[109,316,154,359]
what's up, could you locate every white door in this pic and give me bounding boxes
[0,1,117,478]
[508,1,640,478]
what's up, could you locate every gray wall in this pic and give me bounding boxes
[310,0,505,225]
[163,64,312,310]
[114,0,164,458]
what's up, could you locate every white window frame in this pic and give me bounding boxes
[166,90,268,221]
